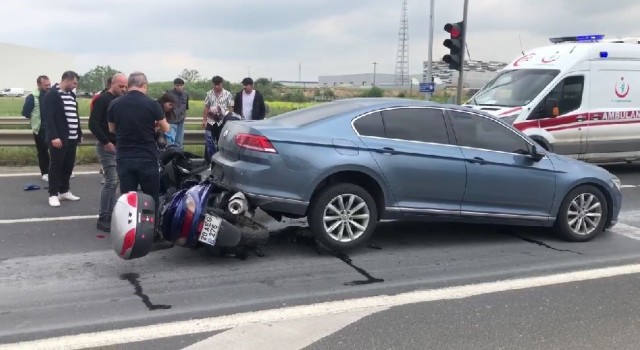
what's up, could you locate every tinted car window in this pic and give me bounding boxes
[381,108,449,144]
[353,112,385,137]
[450,111,530,154]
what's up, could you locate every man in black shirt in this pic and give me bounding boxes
[108,72,169,231]
[89,73,128,232]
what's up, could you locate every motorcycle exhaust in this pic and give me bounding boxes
[228,192,248,215]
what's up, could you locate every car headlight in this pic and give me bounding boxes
[610,177,621,190]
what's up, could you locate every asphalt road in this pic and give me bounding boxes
[2,163,640,349]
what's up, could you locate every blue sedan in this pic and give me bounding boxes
[212,98,622,251]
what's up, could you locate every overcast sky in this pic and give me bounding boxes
[0,0,639,83]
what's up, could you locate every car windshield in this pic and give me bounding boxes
[469,69,560,107]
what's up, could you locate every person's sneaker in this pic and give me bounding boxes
[97,220,110,232]
[49,196,60,207]
[42,174,48,182]
[70,173,76,179]
[58,192,80,201]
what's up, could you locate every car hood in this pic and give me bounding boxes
[462,104,525,118]
[549,153,614,178]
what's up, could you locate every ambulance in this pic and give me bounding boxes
[464,34,640,163]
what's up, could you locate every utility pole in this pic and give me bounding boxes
[298,62,301,82]
[372,61,378,85]
[425,0,435,100]
[247,66,251,77]
[456,0,469,105]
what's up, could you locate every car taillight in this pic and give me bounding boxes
[235,133,277,153]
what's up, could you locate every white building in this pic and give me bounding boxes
[0,42,76,92]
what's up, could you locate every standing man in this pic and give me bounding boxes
[90,77,112,113]
[43,71,82,207]
[89,73,128,232]
[201,76,234,161]
[165,78,189,146]
[21,75,51,181]
[233,77,266,121]
[108,71,170,227]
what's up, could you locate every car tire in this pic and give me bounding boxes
[308,183,378,251]
[554,185,608,242]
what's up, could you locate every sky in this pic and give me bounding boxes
[0,0,639,83]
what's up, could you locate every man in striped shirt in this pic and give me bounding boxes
[43,71,82,207]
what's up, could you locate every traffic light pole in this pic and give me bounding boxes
[456,0,469,104]
[425,0,435,100]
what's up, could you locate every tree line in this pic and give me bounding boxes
[77,65,385,102]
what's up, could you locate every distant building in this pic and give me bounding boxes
[274,80,320,88]
[0,42,76,92]
[423,59,508,89]
[318,73,423,88]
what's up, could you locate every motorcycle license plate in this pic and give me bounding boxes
[198,214,222,246]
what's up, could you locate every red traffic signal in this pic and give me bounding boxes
[444,22,463,39]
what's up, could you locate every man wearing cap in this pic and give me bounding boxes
[233,77,266,121]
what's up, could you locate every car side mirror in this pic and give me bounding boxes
[529,144,545,161]
[544,98,560,118]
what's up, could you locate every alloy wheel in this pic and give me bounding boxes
[322,194,371,242]
[566,193,602,236]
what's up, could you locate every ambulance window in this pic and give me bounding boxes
[531,76,584,119]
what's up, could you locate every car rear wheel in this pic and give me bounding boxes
[308,183,378,251]
[554,185,608,242]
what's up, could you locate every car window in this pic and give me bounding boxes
[353,112,385,137]
[450,110,530,154]
[381,108,450,144]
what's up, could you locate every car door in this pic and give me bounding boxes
[353,107,467,215]
[447,109,557,219]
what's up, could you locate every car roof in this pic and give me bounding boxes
[329,97,492,118]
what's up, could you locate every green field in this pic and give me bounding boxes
[0,97,313,166]
[0,96,314,118]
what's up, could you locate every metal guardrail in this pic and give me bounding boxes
[0,116,206,146]
[0,116,202,127]
[0,129,206,146]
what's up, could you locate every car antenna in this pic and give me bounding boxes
[519,34,525,55]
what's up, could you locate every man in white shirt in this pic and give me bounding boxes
[233,77,266,121]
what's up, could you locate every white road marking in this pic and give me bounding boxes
[183,308,383,350]
[611,223,640,240]
[0,170,99,178]
[5,263,640,350]
[620,185,637,188]
[0,215,98,224]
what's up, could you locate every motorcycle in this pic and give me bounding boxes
[111,141,269,260]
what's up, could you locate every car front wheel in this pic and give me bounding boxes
[308,183,378,251]
[554,185,608,242]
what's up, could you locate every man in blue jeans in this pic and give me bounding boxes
[107,71,170,242]
[89,73,128,232]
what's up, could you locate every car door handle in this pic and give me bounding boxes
[468,156,487,164]
[376,147,396,155]
[576,116,586,122]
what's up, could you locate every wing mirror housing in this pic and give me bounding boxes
[529,144,545,161]
[544,98,560,118]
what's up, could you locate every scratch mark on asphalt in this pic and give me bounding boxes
[504,232,583,255]
[120,273,172,311]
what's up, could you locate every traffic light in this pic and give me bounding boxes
[443,21,465,71]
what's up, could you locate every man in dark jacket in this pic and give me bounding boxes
[43,70,82,207]
[89,73,128,232]
[21,75,51,181]
[233,77,266,120]
[165,78,189,146]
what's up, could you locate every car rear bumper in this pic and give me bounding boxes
[211,157,310,216]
